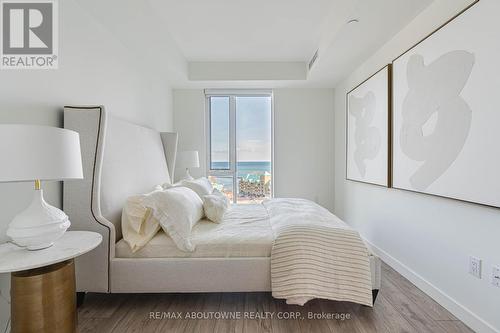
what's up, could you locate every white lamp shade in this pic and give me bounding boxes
[0,124,83,182]
[177,150,200,169]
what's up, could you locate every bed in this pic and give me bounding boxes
[63,106,381,304]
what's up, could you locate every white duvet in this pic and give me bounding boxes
[117,204,273,258]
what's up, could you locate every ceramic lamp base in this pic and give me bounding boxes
[184,168,194,180]
[7,189,70,251]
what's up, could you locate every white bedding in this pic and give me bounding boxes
[117,199,374,307]
[146,186,204,252]
[116,204,273,258]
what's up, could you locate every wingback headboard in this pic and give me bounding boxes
[63,106,178,292]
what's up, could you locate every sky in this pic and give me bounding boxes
[210,96,271,162]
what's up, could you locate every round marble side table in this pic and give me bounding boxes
[0,231,102,333]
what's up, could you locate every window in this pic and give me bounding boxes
[206,90,273,204]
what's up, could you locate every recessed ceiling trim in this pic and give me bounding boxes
[189,62,307,81]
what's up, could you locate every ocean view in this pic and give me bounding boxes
[211,161,271,180]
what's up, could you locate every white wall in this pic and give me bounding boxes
[273,89,334,210]
[172,90,207,180]
[333,1,500,332]
[173,88,335,210]
[0,0,173,331]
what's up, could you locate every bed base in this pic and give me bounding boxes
[108,255,381,293]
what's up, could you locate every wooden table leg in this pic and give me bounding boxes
[11,259,76,333]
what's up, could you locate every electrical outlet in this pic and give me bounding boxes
[469,256,481,279]
[492,266,500,288]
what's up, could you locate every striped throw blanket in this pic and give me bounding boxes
[263,198,373,307]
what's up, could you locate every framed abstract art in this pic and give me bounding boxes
[346,65,391,187]
[392,0,500,208]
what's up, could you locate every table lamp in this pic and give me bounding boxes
[0,124,83,250]
[177,150,199,180]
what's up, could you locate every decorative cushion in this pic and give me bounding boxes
[203,189,230,223]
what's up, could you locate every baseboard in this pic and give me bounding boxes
[363,238,499,333]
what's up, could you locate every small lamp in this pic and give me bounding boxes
[0,125,83,250]
[177,150,199,180]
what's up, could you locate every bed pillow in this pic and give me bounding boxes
[203,189,230,223]
[180,177,213,199]
[121,189,162,253]
[144,187,204,252]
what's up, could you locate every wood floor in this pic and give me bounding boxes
[77,262,473,333]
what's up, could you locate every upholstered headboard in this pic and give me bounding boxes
[63,106,177,292]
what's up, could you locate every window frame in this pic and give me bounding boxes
[205,89,274,203]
